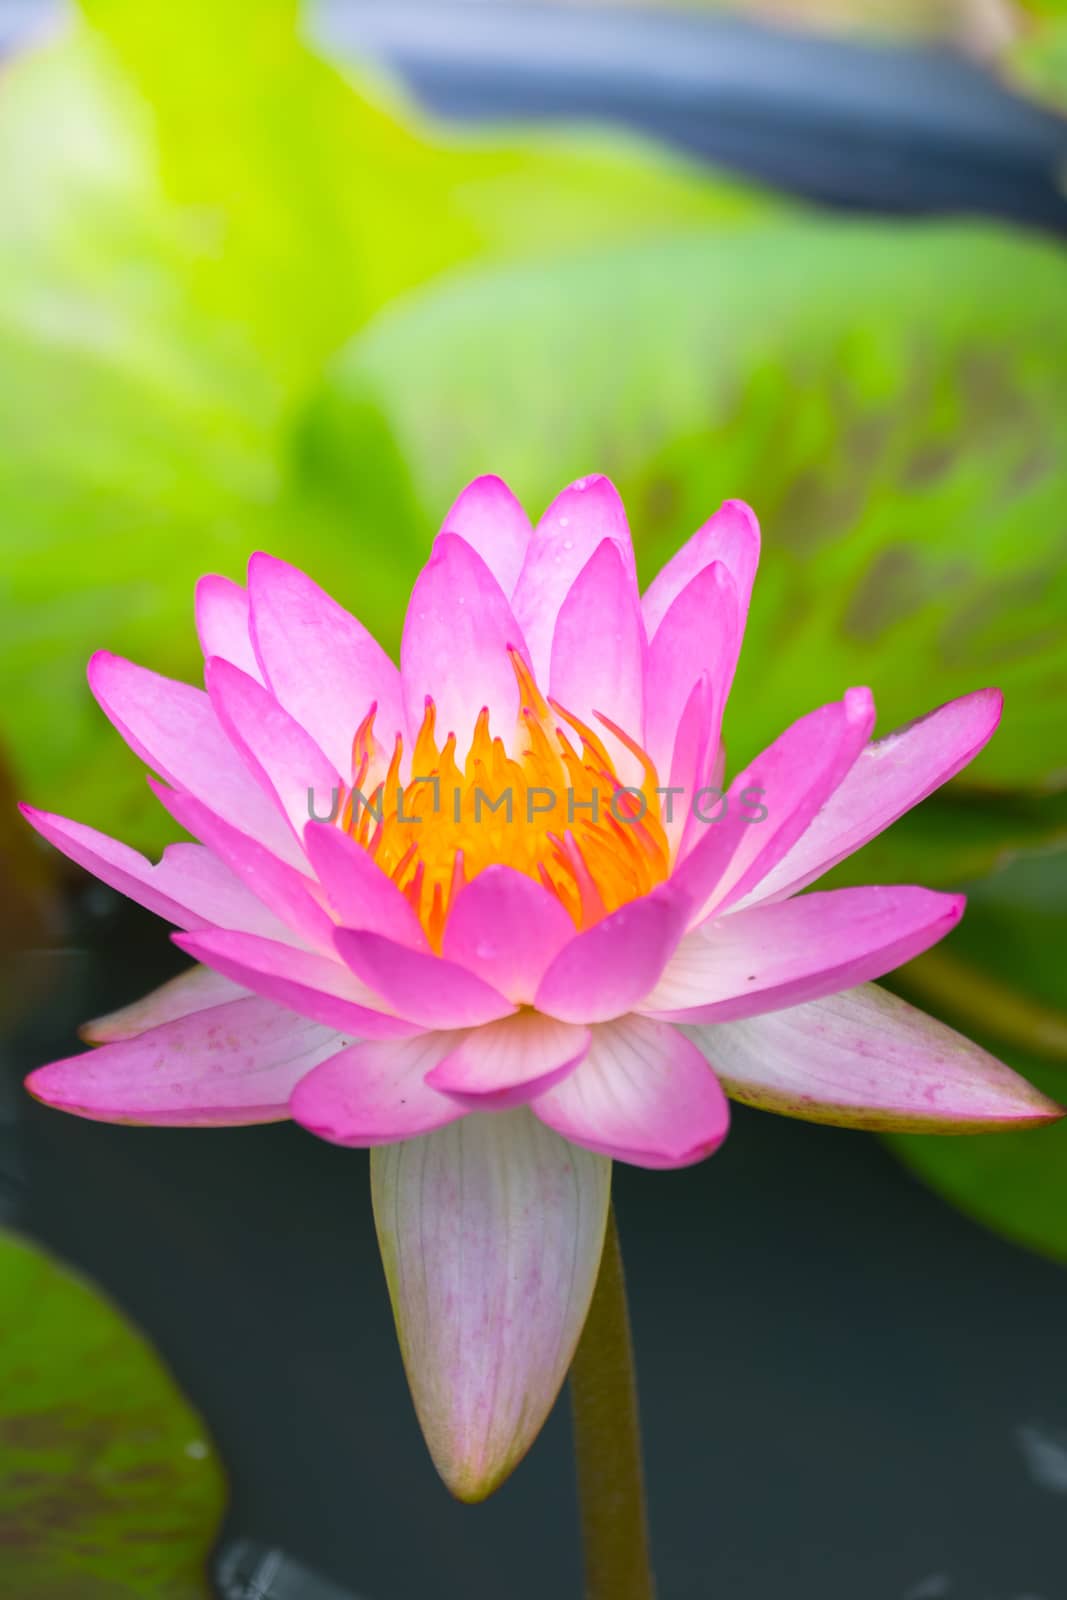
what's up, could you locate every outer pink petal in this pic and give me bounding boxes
[532,1013,729,1168]
[333,929,516,1029]
[195,575,263,682]
[371,1110,611,1501]
[247,552,406,772]
[173,928,421,1038]
[641,499,759,639]
[735,688,1006,908]
[548,540,647,771]
[440,474,532,600]
[426,1013,591,1107]
[19,805,291,940]
[303,822,427,949]
[27,997,346,1126]
[149,781,333,952]
[674,689,876,920]
[88,651,301,866]
[441,865,574,1001]
[644,561,739,783]
[289,1033,465,1145]
[641,886,965,1024]
[533,887,691,1024]
[513,476,636,684]
[687,983,1062,1130]
[81,965,247,1044]
[401,534,530,758]
[205,656,341,845]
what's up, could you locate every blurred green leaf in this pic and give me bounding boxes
[325,219,1067,795]
[931,845,1067,1018]
[0,1229,224,1597]
[891,1050,1067,1263]
[0,0,767,846]
[882,812,1067,1068]
[820,783,1067,890]
[1002,2,1067,109]
[887,848,1067,1262]
[71,0,767,386]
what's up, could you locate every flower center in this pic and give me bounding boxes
[340,652,669,948]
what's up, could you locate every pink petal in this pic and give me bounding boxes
[440,474,532,599]
[205,656,341,845]
[195,575,263,682]
[149,781,333,952]
[644,561,739,783]
[174,928,421,1038]
[441,866,574,1000]
[426,1013,591,1107]
[665,673,715,858]
[289,1033,465,1145]
[333,929,516,1029]
[532,1013,729,1168]
[641,886,965,1024]
[735,688,1006,908]
[371,1110,611,1500]
[641,499,759,639]
[19,805,291,939]
[401,534,530,758]
[688,982,1062,1130]
[513,476,637,684]
[88,651,302,866]
[674,689,876,920]
[548,540,647,767]
[81,965,247,1044]
[533,887,690,1024]
[303,823,428,948]
[27,997,346,1126]
[247,552,406,773]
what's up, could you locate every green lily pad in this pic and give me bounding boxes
[0,1228,225,1596]
[820,784,1067,891]
[0,0,768,848]
[889,1046,1067,1265]
[1001,3,1067,112]
[934,846,1067,1020]
[323,218,1067,795]
[887,847,1067,1263]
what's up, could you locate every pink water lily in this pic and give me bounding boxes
[22,474,1060,1500]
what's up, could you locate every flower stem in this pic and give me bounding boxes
[569,1201,656,1600]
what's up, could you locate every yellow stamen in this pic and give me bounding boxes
[339,654,669,949]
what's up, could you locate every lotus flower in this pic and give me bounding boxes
[22,475,1059,1499]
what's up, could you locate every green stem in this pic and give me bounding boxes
[569,1202,656,1600]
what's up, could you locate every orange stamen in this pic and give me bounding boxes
[336,655,670,948]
